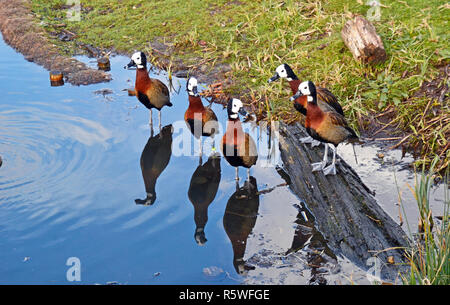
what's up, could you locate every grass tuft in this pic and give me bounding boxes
[401,157,449,285]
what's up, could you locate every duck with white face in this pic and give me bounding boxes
[126,51,146,69]
[184,77,219,162]
[227,98,248,120]
[221,98,258,182]
[268,63,298,83]
[268,63,345,148]
[290,81,359,175]
[186,76,198,96]
[125,51,172,132]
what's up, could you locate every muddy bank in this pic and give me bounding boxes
[0,0,110,86]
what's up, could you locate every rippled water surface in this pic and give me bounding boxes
[0,35,446,285]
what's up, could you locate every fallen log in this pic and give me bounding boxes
[278,122,409,282]
[341,15,387,64]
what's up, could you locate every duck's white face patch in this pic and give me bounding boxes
[229,98,243,119]
[275,64,289,79]
[298,81,311,95]
[187,77,198,92]
[231,98,243,113]
[131,52,144,68]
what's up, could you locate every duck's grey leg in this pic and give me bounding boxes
[310,139,322,147]
[299,136,313,144]
[246,168,252,192]
[149,109,153,129]
[311,144,328,172]
[211,136,216,152]
[323,145,337,176]
[300,135,321,147]
[199,137,203,161]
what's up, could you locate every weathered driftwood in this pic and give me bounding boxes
[278,122,409,282]
[341,16,386,64]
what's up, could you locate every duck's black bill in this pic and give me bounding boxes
[290,91,303,101]
[125,60,136,69]
[239,108,248,117]
[268,73,280,83]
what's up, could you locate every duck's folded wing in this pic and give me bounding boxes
[202,109,219,136]
[317,87,343,116]
[237,134,258,166]
[148,79,172,107]
[322,112,358,142]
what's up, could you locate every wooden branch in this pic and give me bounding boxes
[278,122,409,282]
[341,16,387,64]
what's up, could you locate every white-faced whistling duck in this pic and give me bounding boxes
[185,77,219,162]
[290,81,359,176]
[268,63,344,147]
[135,124,173,205]
[188,154,221,246]
[221,98,258,181]
[125,51,172,131]
[223,176,259,275]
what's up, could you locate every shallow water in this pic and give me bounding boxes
[0,35,446,285]
[339,143,447,232]
[0,36,316,284]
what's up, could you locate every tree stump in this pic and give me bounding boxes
[341,15,387,64]
[278,122,409,282]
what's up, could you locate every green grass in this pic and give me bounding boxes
[29,0,449,171]
[400,157,449,285]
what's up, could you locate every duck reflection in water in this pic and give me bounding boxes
[286,202,337,285]
[135,125,173,206]
[188,154,221,246]
[223,176,260,275]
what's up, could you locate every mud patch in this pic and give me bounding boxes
[0,0,110,86]
[413,63,449,103]
[359,62,449,171]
